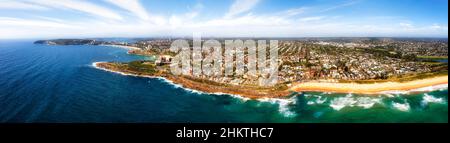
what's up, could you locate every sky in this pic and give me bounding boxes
[0,0,448,39]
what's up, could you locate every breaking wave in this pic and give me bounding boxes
[257,97,297,117]
[93,61,447,117]
[356,97,382,109]
[411,84,448,92]
[421,93,445,106]
[306,95,327,105]
[380,84,448,95]
[392,100,410,112]
[156,77,252,101]
[329,94,383,111]
[93,62,252,101]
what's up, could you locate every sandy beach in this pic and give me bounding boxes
[290,76,448,95]
[103,45,141,50]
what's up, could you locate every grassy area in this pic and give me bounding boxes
[126,61,157,74]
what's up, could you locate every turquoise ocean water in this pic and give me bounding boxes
[0,40,447,123]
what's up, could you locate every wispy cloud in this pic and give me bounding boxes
[429,24,448,30]
[104,0,149,21]
[320,0,361,12]
[0,0,447,39]
[0,1,49,11]
[399,22,414,29]
[277,7,308,17]
[225,0,261,18]
[168,3,204,28]
[299,16,326,22]
[28,0,123,20]
[0,17,80,28]
[186,3,204,18]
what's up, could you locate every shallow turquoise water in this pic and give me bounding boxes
[0,40,447,123]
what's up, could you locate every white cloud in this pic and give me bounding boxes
[0,1,49,10]
[28,0,123,20]
[0,0,447,39]
[320,0,361,12]
[0,17,83,39]
[299,16,325,22]
[0,17,81,28]
[429,24,448,30]
[104,0,149,21]
[225,0,260,18]
[167,2,204,29]
[399,23,414,28]
[194,14,290,28]
[186,3,204,19]
[279,8,307,17]
[1,15,448,39]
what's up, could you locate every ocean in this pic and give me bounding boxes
[0,40,447,123]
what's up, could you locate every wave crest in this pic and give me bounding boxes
[392,100,410,112]
[422,93,445,106]
[329,94,383,111]
[258,97,297,117]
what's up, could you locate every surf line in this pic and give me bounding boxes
[176,127,211,141]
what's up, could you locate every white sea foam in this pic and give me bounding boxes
[155,77,183,89]
[329,94,383,111]
[355,97,382,109]
[257,97,297,117]
[380,90,410,95]
[410,84,448,92]
[92,62,252,101]
[304,94,313,98]
[392,101,410,112]
[157,77,252,101]
[307,101,315,105]
[316,96,327,104]
[380,84,448,95]
[306,95,327,105]
[215,92,251,101]
[92,62,157,79]
[383,94,395,98]
[329,94,357,111]
[94,61,305,106]
[422,93,445,106]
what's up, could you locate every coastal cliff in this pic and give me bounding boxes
[94,62,291,99]
[93,62,448,99]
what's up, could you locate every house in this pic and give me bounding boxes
[155,55,173,66]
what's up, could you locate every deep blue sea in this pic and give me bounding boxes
[0,40,448,123]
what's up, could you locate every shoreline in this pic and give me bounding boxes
[290,76,448,95]
[93,62,448,99]
[92,62,287,100]
[101,44,141,50]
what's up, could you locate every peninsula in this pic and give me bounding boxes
[37,38,449,99]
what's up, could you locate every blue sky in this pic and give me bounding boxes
[0,0,448,39]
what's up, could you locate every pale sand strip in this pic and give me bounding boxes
[290,76,448,94]
[102,45,141,50]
